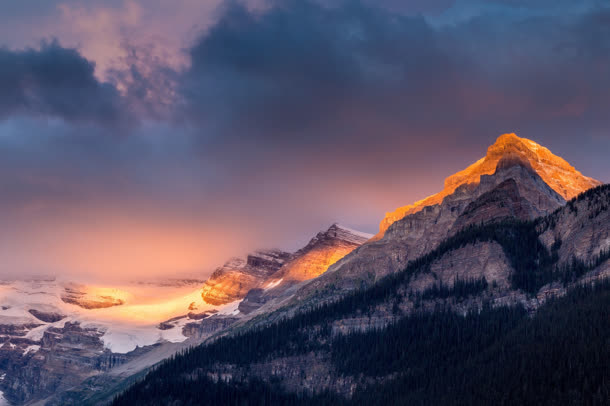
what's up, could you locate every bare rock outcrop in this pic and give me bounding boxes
[377,133,600,238]
[293,152,569,306]
[201,249,291,305]
[408,242,513,292]
[61,284,125,309]
[238,224,372,314]
[539,185,610,265]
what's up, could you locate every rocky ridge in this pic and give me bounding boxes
[287,143,571,310]
[237,224,372,315]
[201,249,292,305]
[122,184,609,404]
[376,133,600,238]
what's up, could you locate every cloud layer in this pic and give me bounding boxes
[0,41,125,125]
[0,0,609,281]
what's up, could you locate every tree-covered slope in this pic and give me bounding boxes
[112,281,609,406]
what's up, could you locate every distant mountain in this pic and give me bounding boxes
[238,224,372,315]
[0,224,371,405]
[201,249,292,305]
[201,225,371,309]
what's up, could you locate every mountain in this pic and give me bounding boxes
[376,133,600,238]
[0,279,212,404]
[0,225,371,405]
[108,133,608,405]
[238,224,372,315]
[201,224,371,311]
[186,224,371,338]
[111,184,610,406]
[3,133,607,405]
[274,134,600,316]
[201,249,292,305]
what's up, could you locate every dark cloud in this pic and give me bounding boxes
[1,0,610,281]
[180,0,610,153]
[181,1,448,139]
[0,40,127,125]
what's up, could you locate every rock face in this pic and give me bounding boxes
[409,242,513,292]
[0,321,131,404]
[27,309,66,323]
[377,133,600,238]
[277,224,372,282]
[538,185,610,265]
[201,249,292,305]
[61,284,126,309]
[208,187,610,401]
[238,224,372,314]
[292,147,572,306]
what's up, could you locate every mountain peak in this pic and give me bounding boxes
[487,133,550,163]
[299,223,372,255]
[491,132,523,147]
[376,133,601,238]
[325,223,373,242]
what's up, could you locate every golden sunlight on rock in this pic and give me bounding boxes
[275,224,371,282]
[201,225,372,306]
[201,250,291,305]
[375,133,601,239]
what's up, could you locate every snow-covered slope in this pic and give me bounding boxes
[0,278,237,354]
[0,277,247,404]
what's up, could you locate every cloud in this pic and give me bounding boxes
[1,0,610,282]
[0,40,127,125]
[179,0,610,147]
[181,1,448,138]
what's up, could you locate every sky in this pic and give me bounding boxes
[1,0,609,282]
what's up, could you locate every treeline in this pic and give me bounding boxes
[111,281,610,406]
[555,248,610,286]
[419,276,488,300]
[111,375,342,406]
[331,303,525,377]
[539,183,610,229]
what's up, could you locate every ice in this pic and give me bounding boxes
[335,224,374,239]
[0,390,8,406]
[23,345,40,356]
[0,278,233,354]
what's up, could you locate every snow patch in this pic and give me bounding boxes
[264,278,283,290]
[25,318,69,341]
[23,345,40,356]
[0,390,8,406]
[99,315,194,354]
[215,300,241,316]
[335,224,373,239]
